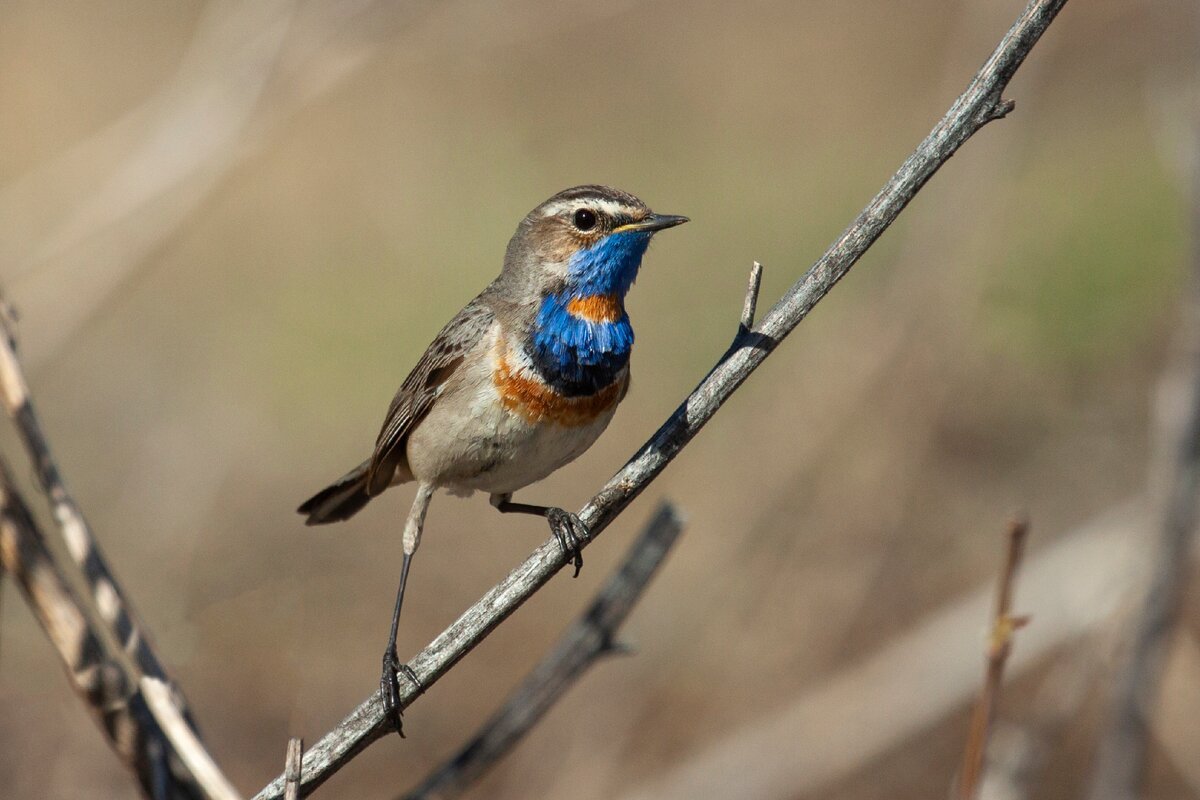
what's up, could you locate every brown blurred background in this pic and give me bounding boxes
[0,0,1197,797]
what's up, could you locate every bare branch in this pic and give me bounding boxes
[284,740,303,800]
[957,518,1031,800]
[0,296,190,706]
[252,1,1068,796]
[401,502,684,800]
[0,460,235,800]
[0,297,240,797]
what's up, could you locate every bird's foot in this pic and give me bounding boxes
[545,507,587,577]
[380,651,422,737]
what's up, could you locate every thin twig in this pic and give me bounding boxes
[972,645,1099,800]
[957,518,1031,800]
[0,460,232,800]
[284,739,303,800]
[401,502,684,800]
[741,261,764,331]
[253,2,1068,796]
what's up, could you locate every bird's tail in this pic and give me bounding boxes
[298,460,373,525]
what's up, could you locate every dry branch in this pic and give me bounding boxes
[0,460,232,800]
[0,301,240,798]
[284,739,303,800]
[956,518,1030,800]
[253,1,1068,795]
[401,502,684,800]
[740,261,764,332]
[0,300,190,705]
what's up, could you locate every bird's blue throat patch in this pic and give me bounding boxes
[527,231,651,396]
[564,228,652,296]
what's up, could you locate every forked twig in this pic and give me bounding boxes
[956,518,1031,800]
[253,2,1068,795]
[401,502,684,800]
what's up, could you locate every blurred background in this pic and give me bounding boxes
[0,0,1197,797]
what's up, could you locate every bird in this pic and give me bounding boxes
[297,184,688,734]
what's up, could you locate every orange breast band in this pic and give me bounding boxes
[494,351,625,427]
[565,294,624,323]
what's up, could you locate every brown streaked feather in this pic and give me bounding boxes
[366,300,494,495]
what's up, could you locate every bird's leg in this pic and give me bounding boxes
[490,493,586,577]
[381,482,434,736]
[381,553,416,736]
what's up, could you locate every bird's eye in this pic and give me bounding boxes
[573,209,597,231]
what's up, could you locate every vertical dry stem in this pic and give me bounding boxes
[957,518,1030,800]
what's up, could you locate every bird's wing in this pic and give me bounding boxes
[366,299,496,494]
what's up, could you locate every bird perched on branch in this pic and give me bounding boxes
[298,185,688,733]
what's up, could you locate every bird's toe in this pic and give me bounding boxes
[546,507,587,577]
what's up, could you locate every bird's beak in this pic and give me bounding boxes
[612,213,690,234]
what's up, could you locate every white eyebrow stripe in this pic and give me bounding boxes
[539,198,641,219]
[538,200,573,217]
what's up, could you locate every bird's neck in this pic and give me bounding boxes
[521,233,651,397]
[527,291,633,397]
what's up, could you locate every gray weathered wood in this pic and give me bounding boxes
[0,297,195,716]
[284,739,303,800]
[0,299,239,799]
[0,461,208,799]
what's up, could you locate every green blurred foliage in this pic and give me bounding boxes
[985,122,1186,368]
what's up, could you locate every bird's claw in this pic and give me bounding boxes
[545,507,587,577]
[398,662,421,690]
[380,651,421,737]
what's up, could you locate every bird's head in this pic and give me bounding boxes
[502,185,688,299]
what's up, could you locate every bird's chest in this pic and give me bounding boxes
[407,326,627,495]
[448,398,616,495]
[526,294,632,396]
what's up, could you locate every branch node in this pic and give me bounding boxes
[601,638,637,658]
[990,97,1017,122]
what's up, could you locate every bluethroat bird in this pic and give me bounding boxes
[297,185,688,733]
